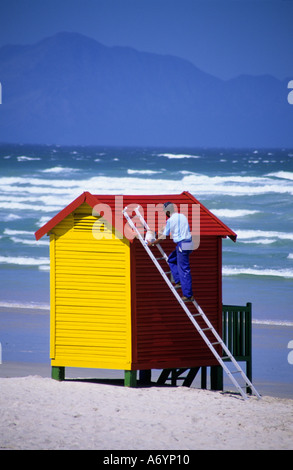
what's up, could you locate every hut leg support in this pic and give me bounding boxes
[246,360,252,394]
[51,366,65,381]
[124,370,137,387]
[210,365,223,391]
[139,369,152,385]
[201,366,207,389]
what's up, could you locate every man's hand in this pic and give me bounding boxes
[147,231,167,247]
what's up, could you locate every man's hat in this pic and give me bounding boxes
[163,202,173,212]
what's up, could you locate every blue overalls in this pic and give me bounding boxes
[163,213,193,298]
[168,239,193,298]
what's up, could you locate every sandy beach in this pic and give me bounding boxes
[1,309,293,451]
[0,374,292,451]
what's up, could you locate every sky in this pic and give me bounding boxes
[0,0,292,80]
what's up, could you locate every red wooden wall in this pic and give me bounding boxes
[130,236,222,370]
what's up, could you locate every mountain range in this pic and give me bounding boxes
[0,32,292,148]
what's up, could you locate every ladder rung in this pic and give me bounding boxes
[192,313,202,317]
[202,327,213,331]
[156,257,165,260]
[229,370,242,375]
[211,341,222,345]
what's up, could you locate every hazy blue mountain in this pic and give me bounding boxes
[0,32,291,147]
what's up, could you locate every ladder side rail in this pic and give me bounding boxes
[192,299,260,398]
[188,304,258,398]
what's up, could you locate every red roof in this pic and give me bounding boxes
[34,191,237,242]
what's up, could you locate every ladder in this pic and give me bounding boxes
[123,205,261,400]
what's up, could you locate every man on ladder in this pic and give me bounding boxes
[147,202,194,302]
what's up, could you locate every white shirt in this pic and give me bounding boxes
[163,212,191,243]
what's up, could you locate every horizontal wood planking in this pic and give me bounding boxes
[131,236,222,369]
[50,204,132,369]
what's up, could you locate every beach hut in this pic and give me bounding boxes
[35,191,237,386]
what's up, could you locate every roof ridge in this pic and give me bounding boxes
[34,191,237,242]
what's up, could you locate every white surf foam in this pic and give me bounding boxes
[38,265,50,271]
[0,176,82,189]
[241,238,277,245]
[0,213,21,222]
[0,202,63,212]
[157,153,201,159]
[181,174,293,196]
[4,229,33,236]
[252,319,293,327]
[1,171,293,200]
[266,171,293,181]
[10,236,49,246]
[40,166,80,174]
[17,156,41,161]
[36,216,51,227]
[0,255,49,267]
[222,266,293,279]
[0,301,49,310]
[235,229,293,241]
[212,209,259,218]
[127,169,162,175]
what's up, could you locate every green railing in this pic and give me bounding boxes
[156,303,252,392]
[222,303,252,374]
[221,302,252,393]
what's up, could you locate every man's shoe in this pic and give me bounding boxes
[182,296,195,302]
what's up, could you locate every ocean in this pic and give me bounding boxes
[0,143,293,397]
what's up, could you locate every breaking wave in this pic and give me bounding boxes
[157,153,201,159]
[0,255,49,267]
[222,266,293,279]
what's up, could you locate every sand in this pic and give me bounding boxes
[0,375,292,450]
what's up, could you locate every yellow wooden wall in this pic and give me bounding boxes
[49,203,132,369]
